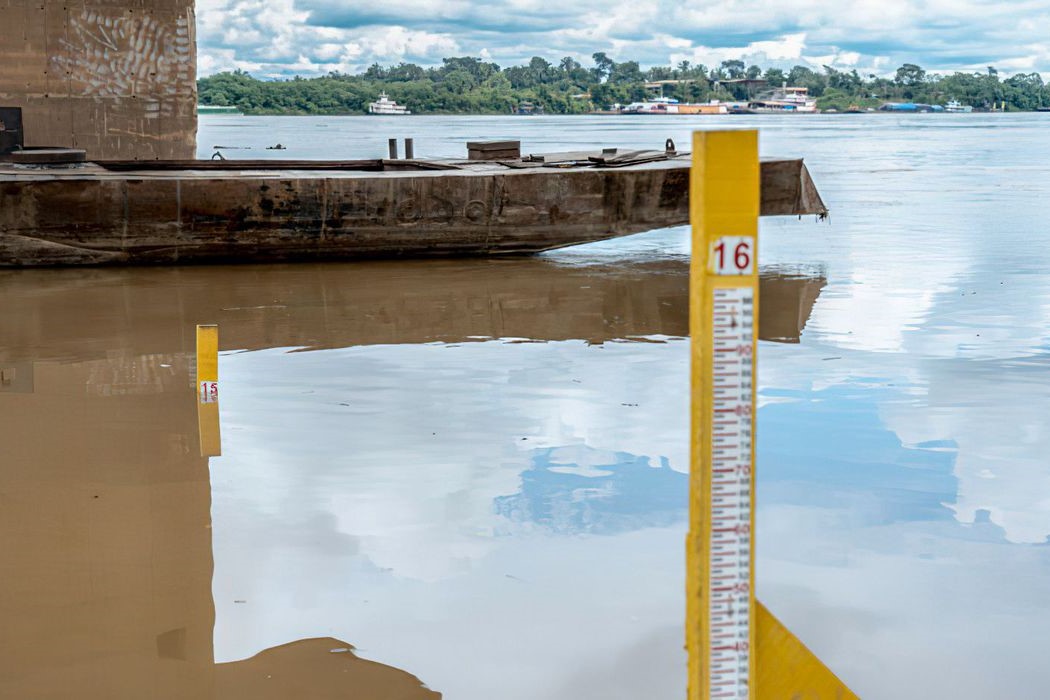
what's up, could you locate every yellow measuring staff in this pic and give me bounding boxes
[196,324,221,457]
[687,130,857,699]
[688,130,759,700]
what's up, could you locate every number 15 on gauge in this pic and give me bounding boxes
[709,236,754,276]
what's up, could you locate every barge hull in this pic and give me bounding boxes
[0,158,825,267]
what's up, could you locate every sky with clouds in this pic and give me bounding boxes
[195,0,1050,79]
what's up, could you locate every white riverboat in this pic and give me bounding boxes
[744,86,818,113]
[368,93,411,115]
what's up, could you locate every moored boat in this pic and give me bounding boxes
[621,97,682,114]
[879,102,944,112]
[945,99,973,113]
[743,86,818,114]
[621,97,728,115]
[0,144,827,267]
[368,93,411,115]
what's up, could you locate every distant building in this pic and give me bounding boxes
[711,78,769,99]
[643,78,710,97]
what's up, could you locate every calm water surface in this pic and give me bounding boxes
[2,114,1050,699]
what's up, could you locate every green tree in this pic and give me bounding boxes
[720,60,746,79]
[763,67,786,86]
[196,54,1050,115]
[894,63,926,87]
[591,52,615,82]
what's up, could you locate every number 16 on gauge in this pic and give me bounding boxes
[709,236,754,276]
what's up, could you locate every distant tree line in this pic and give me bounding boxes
[197,54,1050,115]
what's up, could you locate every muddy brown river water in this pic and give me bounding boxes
[2,114,1050,699]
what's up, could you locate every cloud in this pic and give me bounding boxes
[197,0,460,77]
[195,0,1050,78]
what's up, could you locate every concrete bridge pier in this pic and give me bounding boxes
[0,0,197,159]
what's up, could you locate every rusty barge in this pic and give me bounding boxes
[0,143,825,267]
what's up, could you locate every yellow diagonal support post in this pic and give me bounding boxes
[687,130,857,699]
[755,602,859,699]
[196,324,221,457]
